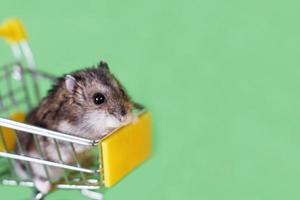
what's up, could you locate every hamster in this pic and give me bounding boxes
[15,61,135,194]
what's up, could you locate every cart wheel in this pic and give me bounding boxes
[31,191,45,200]
[81,189,104,200]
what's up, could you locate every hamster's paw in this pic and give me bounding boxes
[131,112,139,124]
[34,178,51,194]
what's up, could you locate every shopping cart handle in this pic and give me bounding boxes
[0,18,27,43]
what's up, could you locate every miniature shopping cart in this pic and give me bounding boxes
[0,18,151,200]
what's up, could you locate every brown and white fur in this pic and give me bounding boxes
[15,61,135,194]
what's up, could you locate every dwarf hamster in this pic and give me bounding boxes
[15,61,135,194]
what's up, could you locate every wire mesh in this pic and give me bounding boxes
[0,63,102,191]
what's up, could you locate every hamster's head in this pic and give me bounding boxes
[64,61,134,137]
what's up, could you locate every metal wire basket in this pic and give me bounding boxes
[0,18,151,200]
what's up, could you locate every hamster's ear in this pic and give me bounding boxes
[65,75,76,93]
[98,61,109,71]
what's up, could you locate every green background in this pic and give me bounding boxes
[1,0,300,199]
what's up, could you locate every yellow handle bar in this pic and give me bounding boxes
[0,18,27,43]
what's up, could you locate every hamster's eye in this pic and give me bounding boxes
[93,93,106,105]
